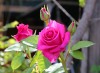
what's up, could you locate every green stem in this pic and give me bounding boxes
[60,53,68,73]
[44,19,49,26]
[27,46,32,61]
[65,36,72,62]
[65,41,71,61]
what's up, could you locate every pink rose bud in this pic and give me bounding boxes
[37,20,70,63]
[68,21,76,35]
[13,24,33,42]
[40,5,50,25]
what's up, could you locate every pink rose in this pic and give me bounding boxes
[14,24,33,42]
[38,20,70,63]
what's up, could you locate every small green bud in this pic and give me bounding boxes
[68,21,76,35]
[40,5,50,25]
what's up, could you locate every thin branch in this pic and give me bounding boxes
[52,0,78,24]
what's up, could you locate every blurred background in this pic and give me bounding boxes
[1,0,82,36]
[0,0,85,73]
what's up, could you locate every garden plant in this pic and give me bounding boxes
[5,5,94,73]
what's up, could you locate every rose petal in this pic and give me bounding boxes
[39,27,62,46]
[60,32,70,48]
[19,25,29,34]
[17,24,24,30]
[48,20,65,40]
[49,32,70,53]
[24,25,29,29]
[38,31,59,50]
[28,29,33,35]
[48,20,53,26]
[38,32,47,45]
[42,50,60,63]
[38,45,58,50]
[56,22,66,40]
[17,24,24,33]
[43,27,57,41]
[44,31,61,45]
[14,33,28,42]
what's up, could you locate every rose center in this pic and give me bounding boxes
[46,31,53,38]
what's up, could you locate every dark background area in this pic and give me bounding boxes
[3,0,82,36]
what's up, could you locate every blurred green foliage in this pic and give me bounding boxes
[0,52,29,73]
[79,0,85,7]
[0,21,18,49]
[91,65,100,73]
[0,38,16,49]
[0,21,20,73]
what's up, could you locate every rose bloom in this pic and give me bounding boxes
[38,20,70,63]
[14,24,33,42]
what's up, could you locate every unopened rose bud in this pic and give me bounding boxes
[68,21,76,35]
[40,5,50,25]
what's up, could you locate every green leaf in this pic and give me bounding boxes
[4,52,14,63]
[21,41,37,49]
[21,43,37,52]
[0,36,9,41]
[28,47,37,52]
[22,68,33,73]
[22,64,36,73]
[30,51,51,72]
[11,52,25,70]
[22,35,38,45]
[72,41,94,51]
[5,43,23,51]
[10,21,19,28]
[44,63,64,73]
[70,50,84,60]
[22,41,33,47]
[4,21,19,29]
